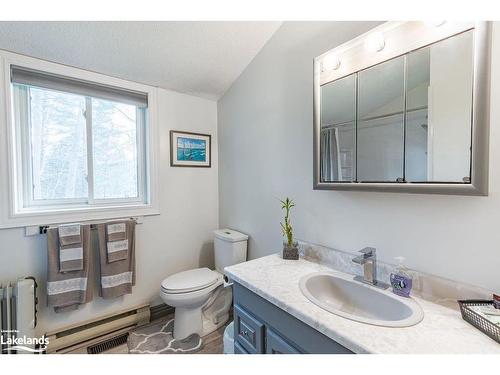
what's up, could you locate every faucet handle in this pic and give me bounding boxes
[359,247,376,256]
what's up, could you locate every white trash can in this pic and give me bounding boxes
[223,321,234,354]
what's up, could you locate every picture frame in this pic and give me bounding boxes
[169,130,211,168]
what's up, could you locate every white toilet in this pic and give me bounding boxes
[160,229,248,340]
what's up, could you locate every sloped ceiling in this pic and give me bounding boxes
[0,21,282,100]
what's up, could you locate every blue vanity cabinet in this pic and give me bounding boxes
[234,341,249,354]
[234,305,265,353]
[266,328,300,354]
[233,282,354,354]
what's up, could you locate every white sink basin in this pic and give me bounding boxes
[299,272,424,327]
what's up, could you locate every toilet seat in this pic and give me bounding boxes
[161,267,220,294]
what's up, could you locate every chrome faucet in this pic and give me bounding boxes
[352,247,389,289]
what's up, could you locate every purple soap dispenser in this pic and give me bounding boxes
[390,257,412,298]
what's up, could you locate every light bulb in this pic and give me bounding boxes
[365,32,385,52]
[322,54,341,71]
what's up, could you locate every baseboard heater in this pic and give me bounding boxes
[0,278,38,354]
[45,304,150,353]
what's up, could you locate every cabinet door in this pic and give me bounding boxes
[234,341,249,354]
[234,305,265,354]
[266,328,300,354]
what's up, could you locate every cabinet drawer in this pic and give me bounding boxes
[266,328,300,354]
[234,304,265,354]
[234,341,249,354]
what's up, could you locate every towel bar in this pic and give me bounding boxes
[24,217,143,236]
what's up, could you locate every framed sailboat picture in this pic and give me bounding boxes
[170,130,211,167]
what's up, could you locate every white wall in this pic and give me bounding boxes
[218,21,500,292]
[0,87,219,335]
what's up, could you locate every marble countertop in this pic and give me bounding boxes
[225,254,500,354]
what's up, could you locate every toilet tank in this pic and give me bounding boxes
[214,229,248,273]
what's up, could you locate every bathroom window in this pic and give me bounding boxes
[1,61,159,227]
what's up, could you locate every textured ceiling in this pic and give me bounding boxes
[0,21,282,100]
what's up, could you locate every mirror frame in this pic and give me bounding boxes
[313,21,491,195]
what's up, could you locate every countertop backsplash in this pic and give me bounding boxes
[296,240,492,308]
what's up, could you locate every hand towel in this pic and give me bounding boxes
[47,225,93,312]
[107,223,127,242]
[59,245,84,272]
[58,224,82,246]
[97,220,136,299]
[58,224,83,272]
[106,239,129,263]
[106,222,129,263]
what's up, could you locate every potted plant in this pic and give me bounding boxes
[280,197,299,260]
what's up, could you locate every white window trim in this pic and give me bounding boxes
[0,50,160,229]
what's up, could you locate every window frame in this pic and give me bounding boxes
[0,51,160,228]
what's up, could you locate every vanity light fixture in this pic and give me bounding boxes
[365,32,385,52]
[322,53,341,71]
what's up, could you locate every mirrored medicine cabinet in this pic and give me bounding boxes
[313,22,491,195]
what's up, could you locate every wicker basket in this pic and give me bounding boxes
[458,300,500,344]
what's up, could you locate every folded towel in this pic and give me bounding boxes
[107,223,127,242]
[106,222,129,263]
[59,245,84,272]
[107,239,129,263]
[47,225,93,312]
[97,220,136,299]
[58,224,82,246]
[58,224,83,272]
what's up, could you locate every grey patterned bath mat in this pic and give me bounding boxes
[127,319,203,354]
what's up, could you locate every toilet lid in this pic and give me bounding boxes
[161,267,219,293]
